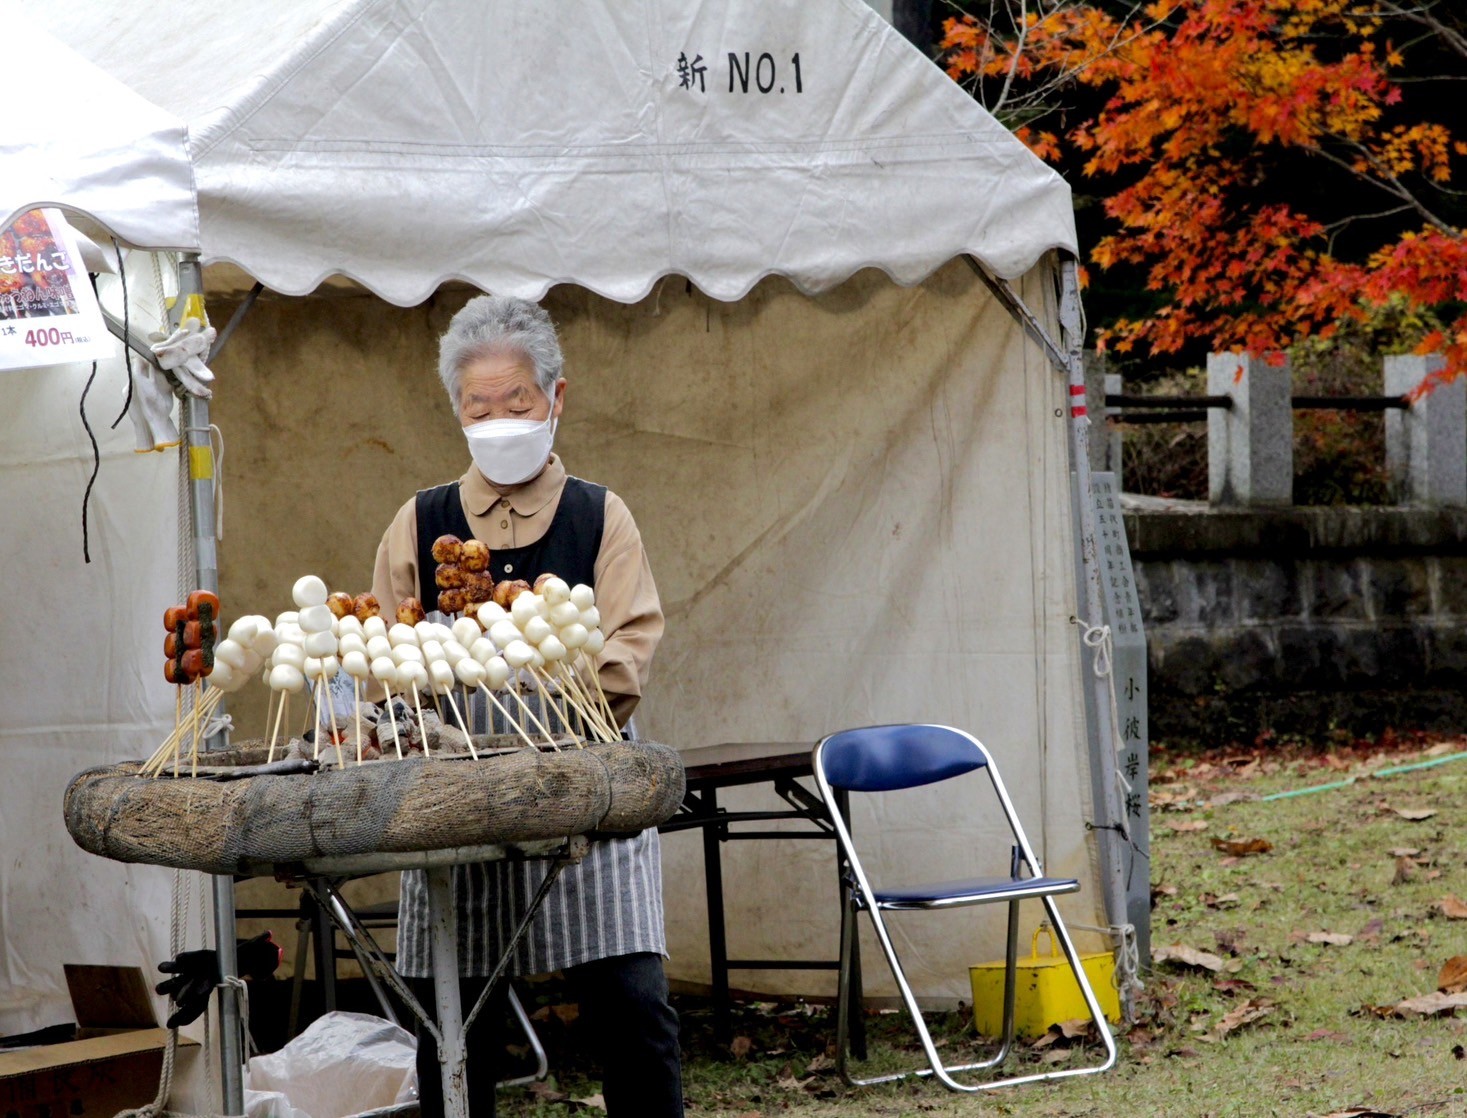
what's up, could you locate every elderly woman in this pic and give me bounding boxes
[370,296,681,1118]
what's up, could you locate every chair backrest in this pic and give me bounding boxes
[816,724,987,792]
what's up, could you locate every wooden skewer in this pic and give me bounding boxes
[563,664,617,742]
[411,685,431,758]
[142,687,223,777]
[442,688,478,759]
[353,678,364,765]
[312,674,323,761]
[324,672,346,769]
[527,671,570,746]
[267,691,288,763]
[507,677,558,747]
[577,649,618,731]
[382,686,403,760]
[190,680,204,778]
[477,684,538,751]
[551,665,614,742]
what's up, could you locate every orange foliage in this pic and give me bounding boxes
[940,0,1467,375]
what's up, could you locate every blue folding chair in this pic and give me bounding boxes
[813,723,1118,1092]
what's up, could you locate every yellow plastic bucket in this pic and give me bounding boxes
[969,926,1120,1038]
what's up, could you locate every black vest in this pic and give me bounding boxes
[414,476,607,606]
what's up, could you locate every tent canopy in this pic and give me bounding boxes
[23,0,1076,304]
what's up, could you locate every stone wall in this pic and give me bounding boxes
[1124,498,1467,746]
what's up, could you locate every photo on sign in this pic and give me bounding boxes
[0,208,112,371]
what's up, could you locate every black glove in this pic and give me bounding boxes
[236,930,283,982]
[155,948,221,1028]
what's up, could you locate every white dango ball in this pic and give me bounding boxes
[477,602,508,624]
[421,639,446,664]
[429,660,456,694]
[365,634,393,660]
[488,620,522,650]
[454,657,486,687]
[582,629,606,657]
[207,660,238,692]
[569,584,595,610]
[272,643,306,671]
[239,649,265,676]
[542,577,571,606]
[391,644,425,667]
[276,622,306,647]
[578,607,601,631]
[388,623,419,647]
[538,635,567,663]
[560,622,589,650]
[483,656,511,690]
[503,640,535,669]
[292,575,329,609]
[215,638,250,670]
[429,622,454,643]
[304,656,322,677]
[227,616,259,645]
[304,629,338,658]
[269,663,306,693]
[342,650,371,680]
[299,604,334,633]
[311,655,340,680]
[548,600,580,629]
[336,614,364,639]
[249,624,278,658]
[370,656,399,684]
[442,640,469,667]
[275,610,300,628]
[470,637,497,664]
[510,591,539,627]
[363,615,388,640]
[529,648,545,670]
[414,621,437,643]
[452,617,483,647]
[338,633,368,657]
[523,615,552,645]
[399,661,430,693]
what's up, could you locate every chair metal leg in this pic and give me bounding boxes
[834,893,859,1083]
[496,986,549,1089]
[838,896,1116,1092]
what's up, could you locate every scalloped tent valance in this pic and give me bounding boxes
[16,0,1076,304]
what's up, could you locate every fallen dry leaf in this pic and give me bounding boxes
[1165,819,1209,833]
[1391,991,1467,1018]
[529,1082,570,1103]
[549,1002,580,1026]
[1356,918,1384,942]
[1154,944,1226,972]
[1388,847,1422,858]
[1211,997,1273,1038]
[1424,740,1457,757]
[1210,837,1272,856]
[1392,807,1437,821]
[573,1093,607,1112]
[1206,791,1261,807]
[1305,1028,1349,1042]
[1437,896,1467,919]
[1200,892,1240,909]
[1316,1110,1398,1118]
[729,1035,753,1059]
[804,1053,835,1074]
[1438,956,1467,994]
[1392,856,1414,885]
[1307,931,1354,947]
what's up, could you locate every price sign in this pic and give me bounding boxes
[0,208,113,372]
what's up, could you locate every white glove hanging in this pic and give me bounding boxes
[149,316,217,398]
[125,353,182,452]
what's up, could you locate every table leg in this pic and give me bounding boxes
[424,866,470,1118]
[310,879,338,1014]
[833,789,866,1060]
[701,788,732,1041]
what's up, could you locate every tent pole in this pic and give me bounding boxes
[176,254,246,1115]
[1054,255,1132,1013]
[965,253,1133,1012]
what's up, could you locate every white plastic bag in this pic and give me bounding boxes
[246,1011,417,1118]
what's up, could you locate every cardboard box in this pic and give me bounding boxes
[0,965,197,1116]
[0,1028,183,1117]
[969,928,1120,1039]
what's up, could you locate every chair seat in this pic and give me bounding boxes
[870,875,1079,910]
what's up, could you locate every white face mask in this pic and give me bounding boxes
[464,411,557,486]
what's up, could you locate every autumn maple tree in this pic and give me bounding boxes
[941,0,1467,377]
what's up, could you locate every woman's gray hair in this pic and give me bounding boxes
[438,295,564,406]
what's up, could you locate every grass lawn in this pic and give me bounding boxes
[500,738,1467,1117]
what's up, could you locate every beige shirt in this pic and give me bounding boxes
[370,455,663,725]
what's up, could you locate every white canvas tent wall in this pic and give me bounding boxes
[6,0,1127,1070]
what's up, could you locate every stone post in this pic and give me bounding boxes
[1084,351,1109,474]
[1385,355,1466,507]
[1207,352,1293,506]
[1105,372,1123,485]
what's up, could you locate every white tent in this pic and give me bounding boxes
[3,0,1128,1087]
